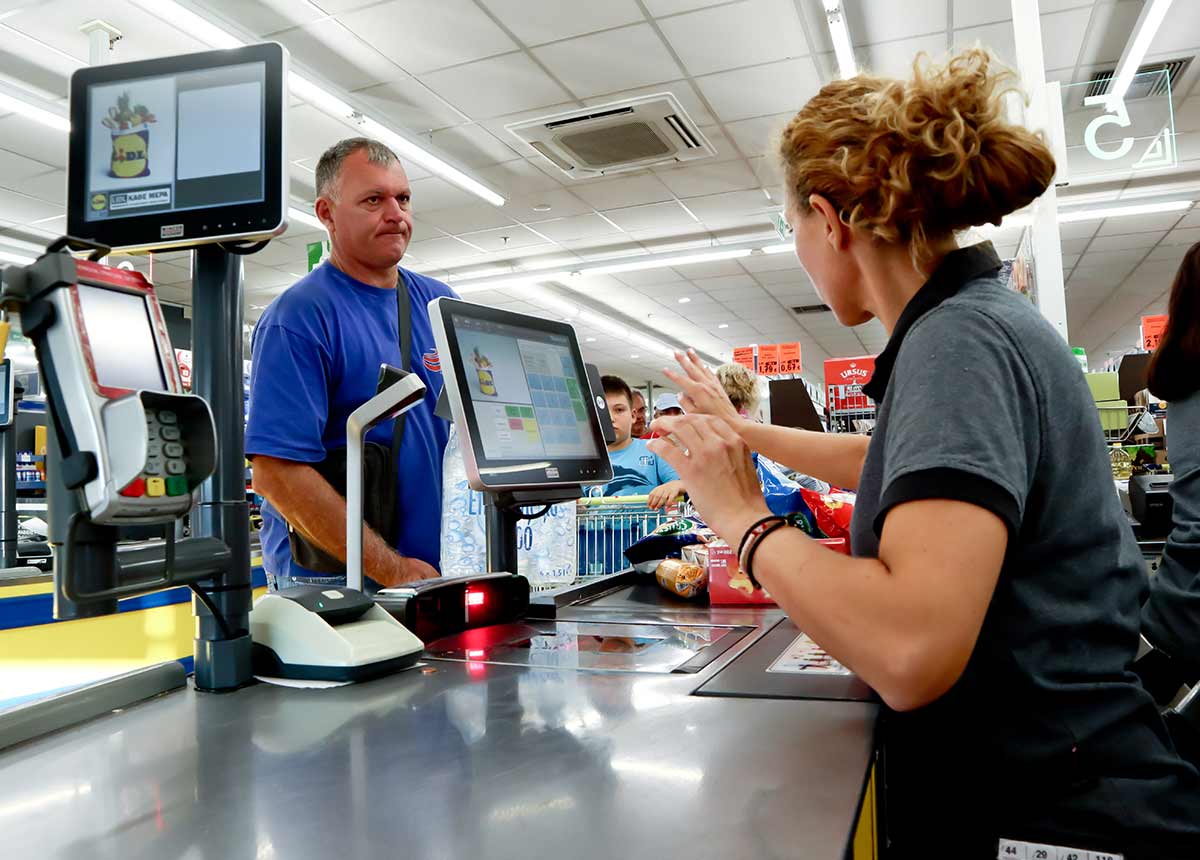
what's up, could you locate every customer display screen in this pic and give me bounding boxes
[75,285,167,392]
[453,315,601,461]
[67,43,286,250]
[82,62,266,223]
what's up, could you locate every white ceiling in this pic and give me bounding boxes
[0,0,1198,387]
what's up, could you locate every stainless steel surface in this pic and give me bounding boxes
[0,601,878,860]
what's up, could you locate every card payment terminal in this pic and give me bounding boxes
[4,248,216,524]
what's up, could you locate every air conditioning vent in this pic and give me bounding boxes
[792,304,832,315]
[507,93,716,179]
[1084,57,1191,101]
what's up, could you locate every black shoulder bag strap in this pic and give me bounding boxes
[392,270,412,463]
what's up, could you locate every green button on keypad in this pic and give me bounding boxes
[165,476,189,497]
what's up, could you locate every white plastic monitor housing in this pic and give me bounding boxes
[0,360,13,428]
[345,372,427,592]
[39,259,216,524]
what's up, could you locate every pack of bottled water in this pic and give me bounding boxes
[440,424,577,587]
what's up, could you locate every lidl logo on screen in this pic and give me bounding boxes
[109,187,171,212]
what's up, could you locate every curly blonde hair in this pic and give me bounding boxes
[716,363,759,414]
[778,48,1056,267]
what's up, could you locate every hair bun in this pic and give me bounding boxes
[779,48,1056,265]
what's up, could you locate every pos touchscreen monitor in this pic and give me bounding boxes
[430,297,613,492]
[67,43,287,252]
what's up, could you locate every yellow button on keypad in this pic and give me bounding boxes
[146,477,166,497]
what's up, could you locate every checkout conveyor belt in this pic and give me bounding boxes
[0,570,879,859]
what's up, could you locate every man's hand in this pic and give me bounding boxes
[373,554,440,588]
[647,479,686,511]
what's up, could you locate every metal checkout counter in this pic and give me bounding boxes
[0,44,879,860]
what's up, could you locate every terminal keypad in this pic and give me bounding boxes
[119,408,191,499]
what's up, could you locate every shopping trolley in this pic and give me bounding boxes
[576,496,685,578]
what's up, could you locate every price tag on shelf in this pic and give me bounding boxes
[779,341,801,374]
[1140,314,1167,351]
[758,344,780,376]
[733,346,756,372]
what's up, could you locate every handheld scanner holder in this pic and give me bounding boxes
[345,366,426,592]
[3,244,217,524]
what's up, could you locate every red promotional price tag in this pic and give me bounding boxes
[758,344,780,376]
[778,342,801,374]
[1141,314,1167,351]
[733,346,756,372]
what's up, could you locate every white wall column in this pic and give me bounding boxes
[1010,0,1069,342]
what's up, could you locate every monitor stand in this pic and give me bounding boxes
[484,487,582,576]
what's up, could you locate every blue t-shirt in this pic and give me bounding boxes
[246,261,456,578]
[598,438,680,496]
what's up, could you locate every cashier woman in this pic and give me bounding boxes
[247,138,456,592]
[650,49,1200,858]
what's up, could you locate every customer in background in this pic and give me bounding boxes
[1139,242,1200,704]
[715,363,759,418]
[598,375,683,510]
[643,391,683,440]
[630,389,648,438]
[650,49,1200,858]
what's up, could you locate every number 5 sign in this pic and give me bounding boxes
[1066,69,1177,177]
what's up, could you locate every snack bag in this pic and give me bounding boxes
[623,516,715,570]
[799,488,856,541]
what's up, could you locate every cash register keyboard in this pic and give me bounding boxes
[119,409,190,499]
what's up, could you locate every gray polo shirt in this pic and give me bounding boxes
[851,243,1200,857]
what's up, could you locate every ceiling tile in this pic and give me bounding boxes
[682,188,776,221]
[479,0,644,46]
[420,203,520,235]
[405,236,485,264]
[1057,220,1099,241]
[1142,0,1200,55]
[428,124,523,169]
[525,213,623,242]
[420,53,571,118]
[339,0,517,75]
[199,0,325,36]
[860,33,949,79]
[533,24,683,98]
[477,159,564,196]
[275,21,405,90]
[0,188,61,223]
[952,0,1009,29]
[847,0,947,44]
[457,224,548,252]
[5,0,208,65]
[723,112,796,159]
[0,150,59,187]
[9,170,65,207]
[287,105,362,164]
[695,58,821,124]
[658,0,807,76]
[952,21,1016,67]
[655,160,759,197]
[1095,212,1187,236]
[504,189,595,219]
[1091,231,1166,252]
[0,116,67,169]
[1074,0,1140,69]
[351,78,469,133]
[1162,226,1200,246]
[573,173,674,209]
[410,176,482,211]
[1038,7,1092,72]
[604,201,697,231]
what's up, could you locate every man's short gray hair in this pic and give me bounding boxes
[315,137,400,199]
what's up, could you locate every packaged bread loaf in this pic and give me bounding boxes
[655,557,708,599]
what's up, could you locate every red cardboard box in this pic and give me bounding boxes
[824,355,876,412]
[708,537,849,605]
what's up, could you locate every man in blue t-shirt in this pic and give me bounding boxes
[247,137,456,591]
[597,375,684,509]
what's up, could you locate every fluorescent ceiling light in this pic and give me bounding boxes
[128,0,504,207]
[0,88,69,131]
[823,0,858,79]
[1107,0,1174,108]
[454,272,572,295]
[287,207,326,232]
[762,243,793,254]
[586,248,752,276]
[1056,199,1191,223]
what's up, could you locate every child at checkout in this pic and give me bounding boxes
[596,375,685,510]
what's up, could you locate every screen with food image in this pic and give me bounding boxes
[85,62,266,222]
[453,314,601,462]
